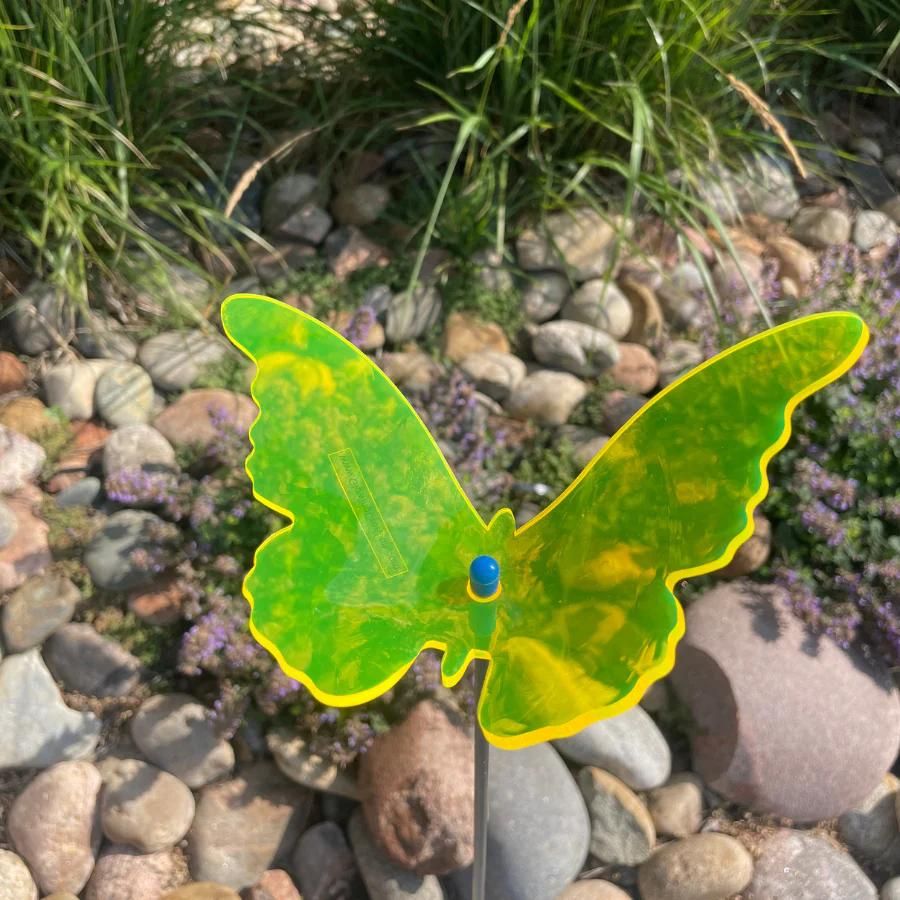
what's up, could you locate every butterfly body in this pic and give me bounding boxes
[223,294,867,749]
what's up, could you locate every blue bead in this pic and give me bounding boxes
[469,555,500,598]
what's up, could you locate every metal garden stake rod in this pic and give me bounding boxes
[472,657,490,900]
[468,556,500,900]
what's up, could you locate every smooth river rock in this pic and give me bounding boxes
[554,705,671,790]
[638,833,753,900]
[451,742,589,900]
[746,829,877,899]
[1,572,79,652]
[671,581,900,821]
[131,693,235,788]
[189,762,312,890]
[0,650,101,768]
[8,761,102,896]
[101,758,196,852]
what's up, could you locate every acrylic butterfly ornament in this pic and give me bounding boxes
[222,294,867,750]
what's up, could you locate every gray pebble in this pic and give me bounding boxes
[292,821,363,900]
[84,509,168,591]
[56,476,103,509]
[2,572,79,652]
[451,743,589,900]
[131,693,234,788]
[138,330,226,392]
[11,281,73,354]
[44,622,142,697]
[0,650,100,768]
[103,424,177,476]
[95,363,154,426]
[555,705,671,790]
[532,320,620,377]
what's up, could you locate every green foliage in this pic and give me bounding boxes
[303,0,897,281]
[569,377,616,430]
[510,436,582,511]
[800,0,900,82]
[40,493,98,556]
[441,267,524,340]
[757,246,899,664]
[86,605,180,673]
[0,0,237,307]
[194,354,253,393]
[33,408,73,480]
[269,257,413,321]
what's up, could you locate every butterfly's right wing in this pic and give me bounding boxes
[481,312,868,748]
[222,295,489,706]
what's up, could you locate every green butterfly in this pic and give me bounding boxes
[222,294,866,749]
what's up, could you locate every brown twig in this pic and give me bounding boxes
[497,0,528,52]
[726,73,807,179]
[224,125,325,219]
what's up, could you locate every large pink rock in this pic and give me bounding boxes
[672,582,900,822]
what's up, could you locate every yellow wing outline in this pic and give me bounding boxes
[224,294,868,748]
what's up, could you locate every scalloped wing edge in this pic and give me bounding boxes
[479,311,868,750]
[220,292,490,710]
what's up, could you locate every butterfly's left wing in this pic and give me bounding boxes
[480,312,868,748]
[222,294,491,706]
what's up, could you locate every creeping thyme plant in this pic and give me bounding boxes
[110,398,476,764]
[764,244,899,665]
[704,241,899,666]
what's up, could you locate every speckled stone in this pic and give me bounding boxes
[83,845,183,900]
[0,849,38,900]
[359,701,473,876]
[0,487,51,593]
[672,581,900,821]
[747,829,877,899]
[8,761,102,896]
[0,426,45,494]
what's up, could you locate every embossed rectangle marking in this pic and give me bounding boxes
[329,448,408,578]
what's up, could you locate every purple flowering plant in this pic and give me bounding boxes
[708,240,899,665]
[124,400,477,762]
